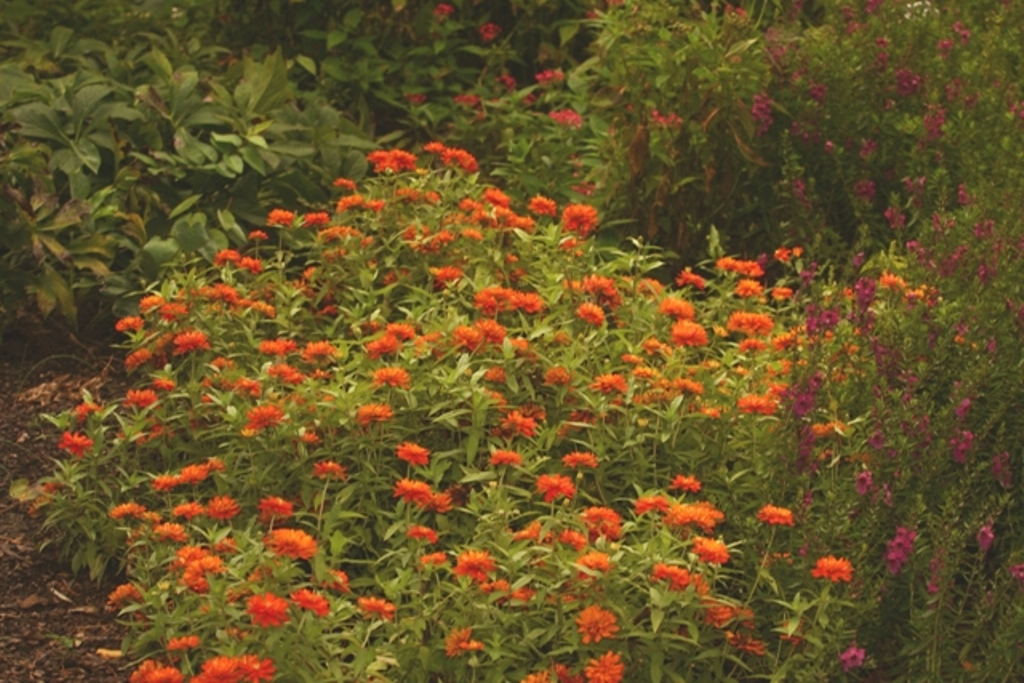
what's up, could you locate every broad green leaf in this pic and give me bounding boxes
[74,139,102,174]
[171,214,210,252]
[12,103,68,143]
[140,236,180,279]
[296,55,317,76]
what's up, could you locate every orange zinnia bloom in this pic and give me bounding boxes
[395,442,430,467]
[129,660,184,683]
[257,496,294,523]
[737,394,778,415]
[247,592,290,627]
[562,451,599,469]
[715,256,764,278]
[153,523,188,543]
[651,563,709,594]
[536,474,575,502]
[576,302,606,326]
[501,410,538,437]
[634,495,670,515]
[658,297,696,320]
[372,366,411,389]
[393,478,434,506]
[357,596,397,621]
[811,555,853,582]
[520,672,551,683]
[589,374,627,394]
[245,405,285,432]
[664,501,725,533]
[445,627,485,657]
[528,195,558,216]
[735,279,764,298]
[577,551,612,575]
[59,431,94,458]
[172,330,210,355]
[726,311,775,337]
[544,366,572,386]
[313,460,347,480]
[206,496,241,521]
[756,504,794,526]
[356,403,393,426]
[490,450,523,467]
[668,474,702,493]
[692,536,730,565]
[453,549,496,583]
[266,209,295,226]
[406,525,438,544]
[561,203,599,237]
[581,507,622,541]
[301,341,338,363]
[265,528,318,560]
[420,552,448,567]
[124,389,158,409]
[108,583,143,609]
[584,650,624,683]
[290,589,330,617]
[166,635,200,651]
[671,320,708,347]
[576,605,619,644]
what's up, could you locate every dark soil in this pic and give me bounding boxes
[0,309,129,681]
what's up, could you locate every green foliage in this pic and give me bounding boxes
[0,25,372,330]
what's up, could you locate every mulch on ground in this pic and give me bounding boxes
[1,310,128,681]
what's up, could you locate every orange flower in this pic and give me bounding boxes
[584,650,624,683]
[536,474,575,502]
[560,529,589,551]
[726,630,767,656]
[290,589,330,617]
[366,333,402,359]
[367,149,417,174]
[735,279,764,298]
[247,592,289,627]
[634,495,670,515]
[301,341,338,363]
[556,200,600,236]
[257,496,294,523]
[58,431,93,458]
[771,286,793,300]
[236,655,276,683]
[544,366,572,386]
[658,297,696,320]
[395,442,430,467]
[453,549,496,583]
[589,374,627,394]
[668,474,702,493]
[490,449,523,466]
[420,552,449,567]
[266,208,295,226]
[651,563,709,594]
[520,672,551,683]
[445,627,485,657]
[245,405,285,432]
[372,367,411,389]
[577,551,612,575]
[716,256,764,278]
[528,195,558,216]
[313,460,347,480]
[878,271,907,289]
[670,320,708,347]
[737,394,778,415]
[265,528,318,560]
[576,302,606,326]
[692,536,730,565]
[576,605,619,644]
[124,389,158,409]
[206,496,241,521]
[756,504,794,526]
[394,478,434,506]
[108,583,143,609]
[675,268,706,289]
[129,660,184,683]
[153,523,188,543]
[166,635,200,651]
[581,507,622,541]
[726,311,775,337]
[811,555,853,582]
[111,502,148,520]
[562,451,598,469]
[501,410,538,437]
[172,330,210,355]
[664,501,725,533]
[356,403,393,426]
[358,596,397,620]
[406,525,439,544]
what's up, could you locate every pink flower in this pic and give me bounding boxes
[479,23,501,43]
[840,644,866,672]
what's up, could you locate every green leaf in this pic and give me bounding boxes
[12,103,68,143]
[169,195,202,219]
[296,55,317,76]
[140,236,180,280]
[9,478,42,503]
[74,139,102,174]
[217,209,247,245]
[559,23,580,47]
[171,214,210,252]
[36,263,76,324]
